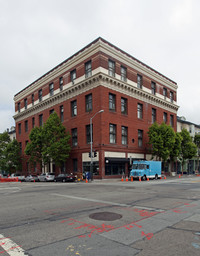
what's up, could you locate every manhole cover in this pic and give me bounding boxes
[89,212,122,221]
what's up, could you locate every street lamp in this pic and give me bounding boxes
[90,109,104,180]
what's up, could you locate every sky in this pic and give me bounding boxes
[0,0,200,133]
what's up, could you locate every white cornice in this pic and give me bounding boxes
[14,38,177,102]
[14,72,178,123]
[98,39,177,90]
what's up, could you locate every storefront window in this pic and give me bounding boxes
[82,161,99,175]
[105,162,125,175]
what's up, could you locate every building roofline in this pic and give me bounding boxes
[177,116,200,128]
[15,37,177,97]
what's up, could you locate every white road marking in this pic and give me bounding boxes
[51,193,164,212]
[52,193,130,207]
[0,234,26,255]
[0,187,21,190]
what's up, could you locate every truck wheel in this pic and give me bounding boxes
[142,175,147,181]
[155,174,158,180]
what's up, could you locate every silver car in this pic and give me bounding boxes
[38,173,55,182]
[25,175,40,182]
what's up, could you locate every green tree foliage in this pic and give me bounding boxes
[42,112,71,166]
[25,112,71,170]
[169,132,182,172]
[179,128,197,173]
[25,127,43,171]
[0,132,21,173]
[170,132,183,160]
[148,122,176,162]
[194,134,200,172]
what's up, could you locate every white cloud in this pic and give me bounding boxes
[0,0,200,132]
[170,0,193,29]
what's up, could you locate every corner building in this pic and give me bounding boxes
[14,37,178,179]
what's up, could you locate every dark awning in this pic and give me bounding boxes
[105,157,129,163]
[105,157,146,163]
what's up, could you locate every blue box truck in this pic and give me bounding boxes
[130,160,161,180]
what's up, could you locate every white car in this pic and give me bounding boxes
[25,175,40,182]
[9,173,25,181]
[38,173,55,182]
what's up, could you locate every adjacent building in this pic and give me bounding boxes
[177,116,200,174]
[14,37,178,178]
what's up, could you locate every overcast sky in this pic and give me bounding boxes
[0,0,200,133]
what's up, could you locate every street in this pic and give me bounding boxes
[0,176,200,255]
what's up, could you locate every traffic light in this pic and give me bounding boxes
[94,151,97,157]
[89,152,91,158]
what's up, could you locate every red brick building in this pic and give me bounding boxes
[14,37,178,178]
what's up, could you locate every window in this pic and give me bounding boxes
[32,117,35,128]
[152,108,156,123]
[138,130,143,147]
[38,89,42,102]
[25,140,29,146]
[85,94,92,112]
[109,124,116,144]
[137,74,142,89]
[163,88,167,99]
[170,91,173,103]
[72,128,78,146]
[59,77,63,91]
[49,83,54,96]
[109,93,116,111]
[121,97,127,114]
[70,69,76,84]
[19,142,22,155]
[73,159,78,173]
[163,112,167,123]
[24,98,27,110]
[137,103,143,119]
[25,120,28,132]
[18,123,21,135]
[151,81,156,95]
[85,60,92,78]
[39,114,43,127]
[108,60,115,77]
[60,105,64,122]
[121,66,127,82]
[86,124,92,144]
[71,100,77,117]
[170,115,174,127]
[18,102,21,113]
[32,94,34,105]
[49,109,54,115]
[122,126,128,145]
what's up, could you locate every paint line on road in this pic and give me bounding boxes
[0,187,21,190]
[51,193,131,207]
[0,234,26,256]
[51,193,165,212]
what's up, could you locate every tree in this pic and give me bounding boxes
[179,129,197,174]
[25,127,43,172]
[0,132,21,173]
[4,139,22,173]
[25,112,71,171]
[194,134,200,173]
[169,132,182,172]
[148,122,176,162]
[42,112,71,167]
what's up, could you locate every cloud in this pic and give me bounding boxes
[0,0,200,132]
[169,0,193,29]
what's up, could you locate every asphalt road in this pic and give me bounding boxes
[0,176,200,256]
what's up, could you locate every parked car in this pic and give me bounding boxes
[54,173,77,182]
[25,175,40,182]
[9,173,25,182]
[0,173,8,178]
[38,173,55,182]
